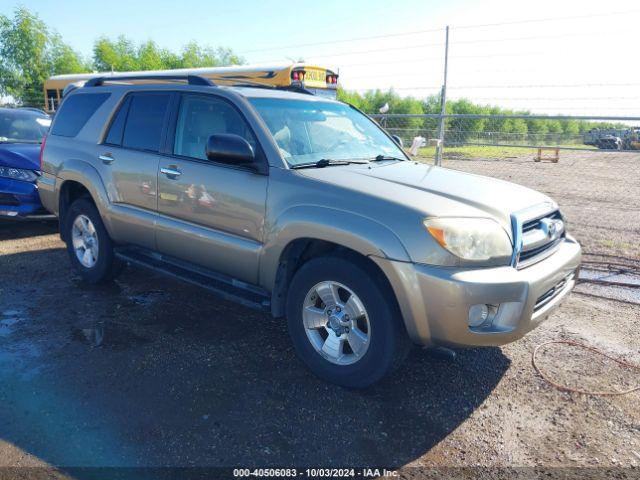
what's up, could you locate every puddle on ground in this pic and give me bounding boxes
[71,322,150,349]
[128,290,165,307]
[71,277,123,295]
[73,326,105,346]
[0,309,24,337]
[0,341,42,380]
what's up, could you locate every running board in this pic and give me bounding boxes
[115,247,271,312]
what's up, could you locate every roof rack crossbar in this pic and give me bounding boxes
[84,74,215,87]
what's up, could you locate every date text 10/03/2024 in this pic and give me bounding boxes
[232,468,399,478]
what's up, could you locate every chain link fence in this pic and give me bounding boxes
[372,113,640,262]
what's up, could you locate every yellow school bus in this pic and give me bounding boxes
[43,63,339,112]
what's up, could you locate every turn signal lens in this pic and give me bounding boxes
[426,226,446,247]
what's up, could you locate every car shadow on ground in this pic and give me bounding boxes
[0,248,511,471]
[0,218,58,241]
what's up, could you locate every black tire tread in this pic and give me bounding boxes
[286,254,411,388]
[64,198,122,284]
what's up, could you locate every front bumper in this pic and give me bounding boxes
[0,177,44,217]
[373,236,582,347]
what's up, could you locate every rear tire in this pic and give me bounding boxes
[286,255,411,388]
[64,198,122,284]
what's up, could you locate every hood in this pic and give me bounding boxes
[297,161,554,229]
[0,143,41,171]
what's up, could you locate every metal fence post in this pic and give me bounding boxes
[436,25,450,166]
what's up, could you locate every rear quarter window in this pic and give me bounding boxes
[50,93,110,137]
[104,96,131,146]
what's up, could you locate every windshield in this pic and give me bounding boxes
[0,110,51,143]
[249,98,406,166]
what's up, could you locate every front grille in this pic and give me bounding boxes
[534,272,574,312]
[522,210,563,233]
[0,193,20,206]
[519,236,564,264]
[513,207,566,269]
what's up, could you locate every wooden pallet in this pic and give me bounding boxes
[535,147,560,163]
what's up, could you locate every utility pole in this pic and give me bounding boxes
[436,25,450,166]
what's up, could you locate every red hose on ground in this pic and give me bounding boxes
[532,340,640,396]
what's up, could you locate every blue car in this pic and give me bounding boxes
[0,108,51,217]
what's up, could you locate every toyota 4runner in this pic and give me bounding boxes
[38,74,581,387]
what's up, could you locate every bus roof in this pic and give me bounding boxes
[47,63,336,82]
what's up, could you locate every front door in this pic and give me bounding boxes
[156,93,268,284]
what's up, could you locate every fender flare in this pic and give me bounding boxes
[56,159,115,238]
[259,204,411,292]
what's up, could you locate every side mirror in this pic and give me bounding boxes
[206,134,255,165]
[391,134,403,148]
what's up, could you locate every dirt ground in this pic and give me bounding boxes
[0,151,639,478]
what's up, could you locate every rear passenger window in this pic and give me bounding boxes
[50,93,110,137]
[121,93,170,152]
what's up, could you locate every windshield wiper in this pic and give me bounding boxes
[290,158,369,169]
[371,154,405,162]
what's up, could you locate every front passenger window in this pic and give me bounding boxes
[173,95,257,161]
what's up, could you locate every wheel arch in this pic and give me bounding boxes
[263,206,411,319]
[56,160,114,241]
[270,237,406,320]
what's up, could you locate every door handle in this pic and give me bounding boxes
[99,153,114,165]
[160,166,182,178]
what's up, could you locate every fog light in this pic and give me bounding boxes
[468,304,490,327]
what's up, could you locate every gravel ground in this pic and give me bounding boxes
[0,152,639,478]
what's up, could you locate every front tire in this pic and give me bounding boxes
[64,198,122,284]
[286,256,411,388]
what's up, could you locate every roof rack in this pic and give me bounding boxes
[228,83,315,96]
[279,86,315,96]
[84,74,215,87]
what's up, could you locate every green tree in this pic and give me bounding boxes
[49,34,89,75]
[92,37,245,72]
[0,6,88,105]
[93,36,139,72]
[338,87,635,147]
[446,98,487,144]
[336,87,367,110]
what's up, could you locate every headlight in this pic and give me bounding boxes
[0,166,38,182]
[424,217,512,262]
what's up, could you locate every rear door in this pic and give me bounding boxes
[99,92,172,249]
[155,93,268,284]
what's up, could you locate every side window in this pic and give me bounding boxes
[50,93,110,137]
[121,93,170,152]
[104,96,131,146]
[173,95,257,161]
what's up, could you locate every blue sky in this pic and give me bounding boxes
[4,0,640,114]
[10,0,459,59]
